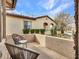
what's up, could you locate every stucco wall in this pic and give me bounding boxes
[22,34,35,42]
[6,16,24,35]
[6,34,35,45]
[6,16,35,35]
[46,36,75,59]
[35,34,46,46]
[6,15,55,35]
[35,34,75,59]
[1,16,3,38]
[32,17,55,29]
[6,16,34,35]
[6,34,75,59]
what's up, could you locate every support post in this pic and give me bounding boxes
[74,0,78,59]
[0,3,1,42]
[2,0,6,39]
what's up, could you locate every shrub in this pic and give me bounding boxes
[51,29,57,36]
[51,26,57,36]
[23,29,46,34]
[30,29,35,34]
[40,29,45,34]
[23,29,29,34]
[51,29,54,36]
[35,29,40,34]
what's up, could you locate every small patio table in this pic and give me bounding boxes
[17,40,28,48]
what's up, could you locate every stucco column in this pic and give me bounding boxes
[0,3,1,42]
[2,0,6,39]
[0,0,6,42]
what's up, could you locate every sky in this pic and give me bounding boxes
[7,0,75,17]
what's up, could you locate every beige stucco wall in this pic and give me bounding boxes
[46,36,75,59]
[6,16,34,35]
[6,16,35,35]
[6,34,35,45]
[6,33,75,59]
[35,34,75,59]
[1,15,3,38]
[6,15,55,35]
[6,16,24,35]
[35,34,46,46]
[32,17,55,29]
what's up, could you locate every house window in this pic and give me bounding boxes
[24,21,32,29]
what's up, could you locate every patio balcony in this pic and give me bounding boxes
[5,34,75,59]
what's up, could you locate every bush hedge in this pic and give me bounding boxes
[34,29,40,33]
[23,29,29,34]
[30,29,35,34]
[51,26,57,36]
[40,29,45,34]
[23,29,45,34]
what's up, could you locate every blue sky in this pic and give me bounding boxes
[7,0,75,17]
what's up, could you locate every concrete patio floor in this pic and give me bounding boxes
[27,43,69,59]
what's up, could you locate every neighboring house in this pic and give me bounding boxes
[6,13,56,35]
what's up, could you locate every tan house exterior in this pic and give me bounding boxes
[6,13,56,35]
[0,0,17,40]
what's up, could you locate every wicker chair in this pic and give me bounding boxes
[5,43,39,59]
[12,34,26,44]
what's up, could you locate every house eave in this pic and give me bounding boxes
[6,13,56,24]
[6,0,17,9]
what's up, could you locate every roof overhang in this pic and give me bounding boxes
[6,13,56,24]
[6,0,17,9]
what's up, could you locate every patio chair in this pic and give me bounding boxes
[5,43,39,59]
[12,34,26,44]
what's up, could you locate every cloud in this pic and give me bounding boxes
[48,2,73,16]
[38,0,73,11]
[6,10,21,14]
[43,0,55,10]
[6,10,27,15]
[6,10,32,16]
[7,0,74,17]
[38,0,56,10]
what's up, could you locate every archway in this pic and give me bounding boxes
[43,22,48,29]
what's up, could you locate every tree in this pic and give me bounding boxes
[54,12,70,34]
